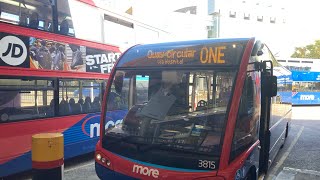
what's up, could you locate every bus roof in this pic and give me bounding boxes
[116,38,252,68]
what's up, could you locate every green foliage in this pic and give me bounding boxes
[291,40,320,59]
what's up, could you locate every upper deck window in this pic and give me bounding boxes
[57,0,74,36]
[0,0,75,36]
[0,0,53,31]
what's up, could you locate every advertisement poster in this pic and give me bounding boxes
[86,47,121,73]
[28,37,120,73]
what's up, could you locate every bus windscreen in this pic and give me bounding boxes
[102,69,236,170]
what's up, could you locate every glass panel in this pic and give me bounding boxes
[59,80,80,115]
[59,79,104,115]
[0,90,54,123]
[135,75,149,104]
[103,69,237,170]
[0,0,53,31]
[57,0,74,36]
[293,82,320,92]
[0,79,53,90]
[231,73,258,160]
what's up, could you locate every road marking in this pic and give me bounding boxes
[64,162,94,173]
[283,167,320,176]
[267,126,304,179]
[274,167,320,180]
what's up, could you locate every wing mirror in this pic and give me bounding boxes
[265,75,277,97]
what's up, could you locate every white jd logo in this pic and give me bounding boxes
[0,35,27,66]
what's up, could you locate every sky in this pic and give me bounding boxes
[284,0,320,55]
[98,0,320,57]
[129,0,320,57]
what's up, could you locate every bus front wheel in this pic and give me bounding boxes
[244,167,257,180]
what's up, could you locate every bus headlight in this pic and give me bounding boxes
[95,152,113,169]
[101,158,106,163]
[106,159,111,167]
[96,153,102,161]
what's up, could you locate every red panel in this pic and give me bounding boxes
[0,115,86,164]
[0,66,109,79]
[32,158,64,169]
[219,38,255,170]
[77,0,96,7]
[217,140,260,179]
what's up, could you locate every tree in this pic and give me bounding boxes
[291,40,320,59]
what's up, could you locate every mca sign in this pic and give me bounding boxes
[81,110,127,138]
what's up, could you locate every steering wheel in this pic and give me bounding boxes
[197,100,207,107]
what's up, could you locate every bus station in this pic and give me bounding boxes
[1,0,320,180]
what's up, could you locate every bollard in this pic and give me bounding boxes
[32,133,64,180]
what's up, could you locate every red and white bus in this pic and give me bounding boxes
[95,38,292,179]
[0,0,121,177]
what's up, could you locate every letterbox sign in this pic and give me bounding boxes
[0,32,121,73]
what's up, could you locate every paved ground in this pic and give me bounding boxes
[266,106,320,180]
[4,106,320,180]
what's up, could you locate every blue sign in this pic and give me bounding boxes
[292,92,320,105]
[278,91,292,104]
[292,71,320,82]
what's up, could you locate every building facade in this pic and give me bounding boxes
[208,0,289,57]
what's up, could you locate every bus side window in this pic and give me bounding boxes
[0,79,54,123]
[230,74,258,161]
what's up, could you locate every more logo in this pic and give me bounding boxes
[300,95,315,100]
[0,35,27,66]
[132,164,159,178]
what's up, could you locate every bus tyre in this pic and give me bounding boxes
[244,167,256,180]
[244,172,253,180]
[281,123,289,149]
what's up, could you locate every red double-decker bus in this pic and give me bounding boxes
[0,0,121,177]
[95,38,292,179]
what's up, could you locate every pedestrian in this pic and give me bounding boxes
[29,12,39,29]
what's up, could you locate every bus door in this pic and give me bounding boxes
[259,59,277,174]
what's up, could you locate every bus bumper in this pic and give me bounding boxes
[95,162,138,180]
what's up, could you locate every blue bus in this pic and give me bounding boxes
[292,71,320,105]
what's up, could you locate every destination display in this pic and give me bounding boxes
[117,40,248,68]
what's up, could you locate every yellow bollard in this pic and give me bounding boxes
[32,133,64,180]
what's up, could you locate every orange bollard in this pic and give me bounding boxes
[32,133,64,180]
